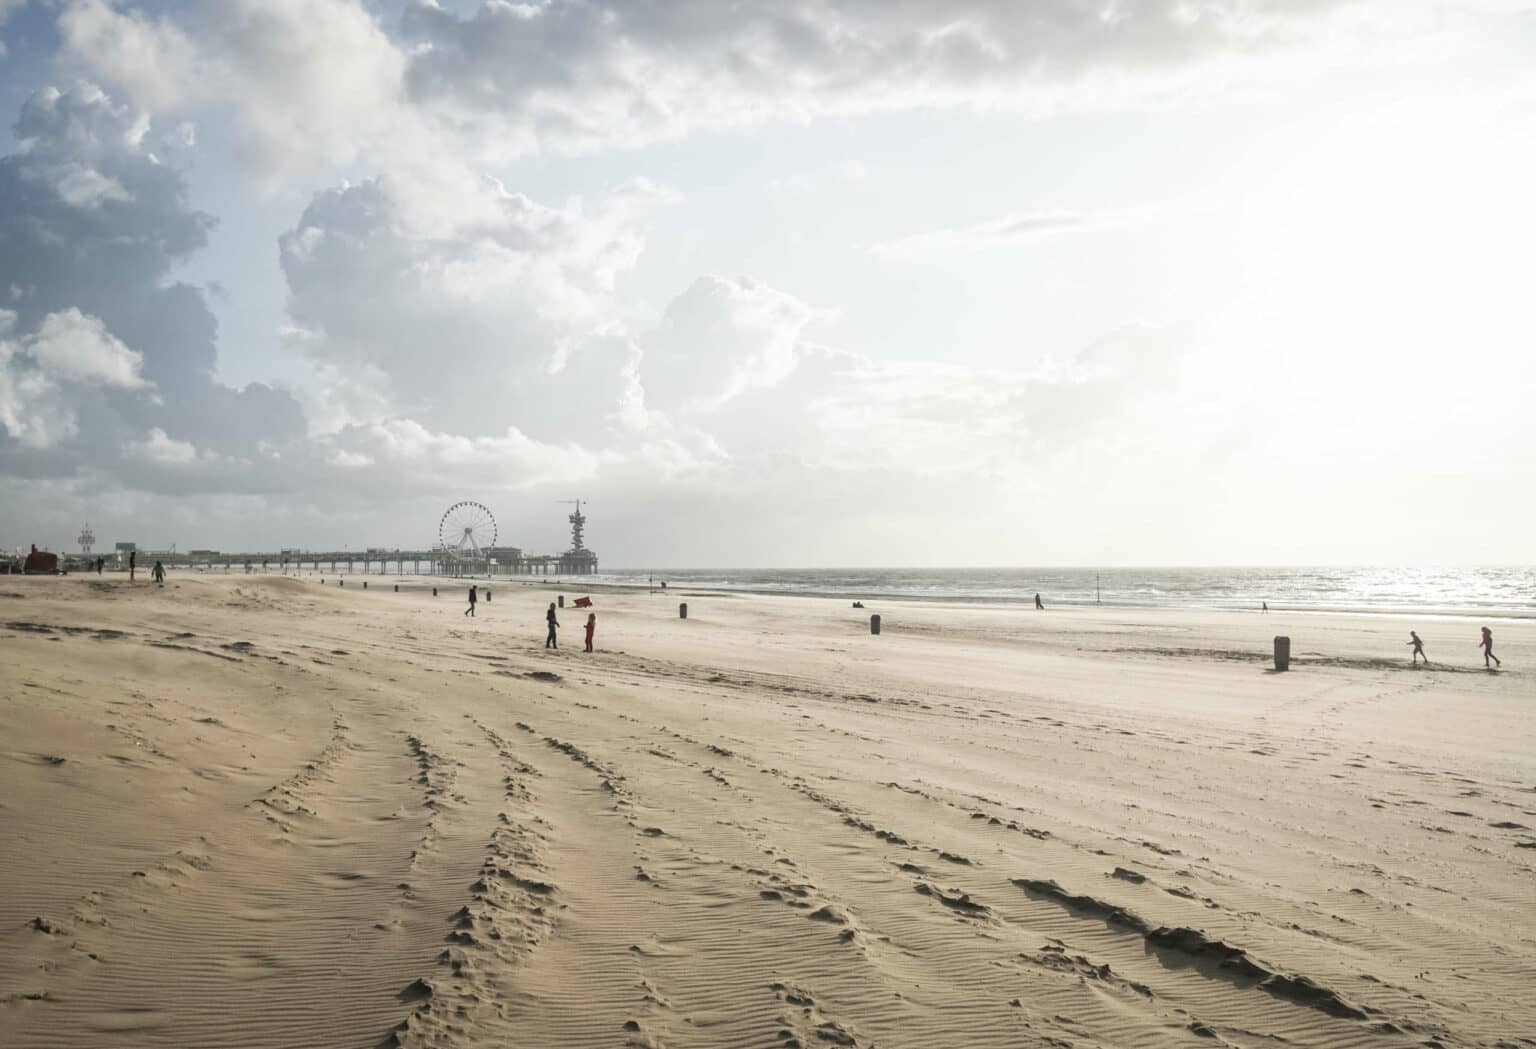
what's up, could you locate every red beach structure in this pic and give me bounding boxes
[23,545,59,574]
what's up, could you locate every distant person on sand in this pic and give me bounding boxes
[151,560,165,587]
[95,557,103,575]
[545,602,560,649]
[1035,593,1044,610]
[465,584,477,617]
[129,550,136,581]
[1480,626,1501,669]
[1262,601,1268,613]
[584,612,596,653]
[1407,630,1427,664]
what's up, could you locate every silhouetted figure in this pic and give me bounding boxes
[852,601,864,609]
[545,602,560,649]
[1034,593,1044,610]
[661,581,667,590]
[95,557,104,575]
[1480,627,1501,669]
[465,585,478,616]
[584,612,596,653]
[1262,601,1268,613]
[1408,630,1427,665]
[151,560,165,587]
[129,550,137,581]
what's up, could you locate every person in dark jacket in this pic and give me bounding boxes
[465,585,477,617]
[545,602,560,649]
[1480,626,1501,669]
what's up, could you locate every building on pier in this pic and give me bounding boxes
[557,499,598,575]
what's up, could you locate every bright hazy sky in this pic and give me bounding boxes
[1,0,1532,566]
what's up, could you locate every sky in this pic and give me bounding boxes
[0,0,1532,567]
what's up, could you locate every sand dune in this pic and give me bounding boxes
[2,575,1532,1048]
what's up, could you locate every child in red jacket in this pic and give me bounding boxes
[584,612,597,653]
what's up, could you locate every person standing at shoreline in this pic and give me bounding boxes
[1034,593,1044,610]
[151,560,165,587]
[129,550,136,581]
[584,612,596,653]
[1407,630,1427,665]
[1480,626,1501,669]
[465,585,477,617]
[545,602,560,649]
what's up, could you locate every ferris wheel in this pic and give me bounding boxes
[438,501,497,560]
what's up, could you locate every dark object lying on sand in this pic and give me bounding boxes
[23,546,59,575]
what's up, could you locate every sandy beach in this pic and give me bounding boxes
[2,574,1532,1049]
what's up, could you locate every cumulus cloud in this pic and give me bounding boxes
[0,82,305,480]
[278,171,674,438]
[643,276,825,412]
[58,0,410,177]
[134,426,199,464]
[0,341,78,450]
[25,308,147,387]
[632,273,1185,485]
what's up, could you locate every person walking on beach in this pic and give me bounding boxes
[1479,626,1501,669]
[129,550,136,581]
[95,557,103,575]
[1262,601,1269,613]
[1035,593,1044,610]
[465,584,477,617]
[584,612,596,653]
[545,602,560,649]
[1407,630,1427,665]
[151,560,165,587]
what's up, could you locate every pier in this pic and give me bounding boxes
[120,548,597,578]
[30,500,602,579]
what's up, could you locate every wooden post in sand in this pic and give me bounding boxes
[679,602,688,619]
[363,581,367,589]
[432,587,437,596]
[1274,636,1290,671]
[870,614,881,635]
[394,584,398,593]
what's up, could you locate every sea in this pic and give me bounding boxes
[585,566,1536,618]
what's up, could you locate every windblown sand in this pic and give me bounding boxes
[2,575,1532,1049]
